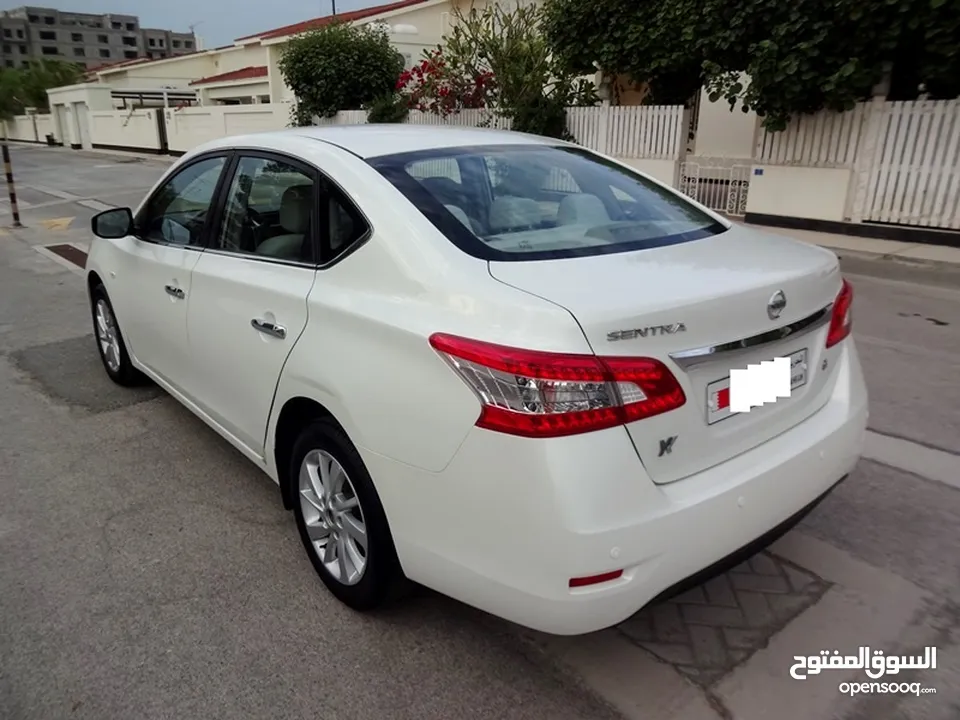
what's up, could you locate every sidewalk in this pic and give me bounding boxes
[753,225,960,267]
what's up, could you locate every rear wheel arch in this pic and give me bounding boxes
[274,396,348,510]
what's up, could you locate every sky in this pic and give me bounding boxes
[0,0,382,47]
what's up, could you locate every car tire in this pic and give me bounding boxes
[291,418,405,611]
[90,283,144,387]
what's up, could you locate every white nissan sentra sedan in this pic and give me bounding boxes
[86,125,868,635]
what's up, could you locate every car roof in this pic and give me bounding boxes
[194,124,567,160]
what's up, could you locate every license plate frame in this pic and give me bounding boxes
[705,348,809,425]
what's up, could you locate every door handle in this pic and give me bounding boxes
[251,318,287,339]
[164,284,185,299]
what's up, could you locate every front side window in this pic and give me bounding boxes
[213,155,317,262]
[138,156,226,246]
[369,144,725,262]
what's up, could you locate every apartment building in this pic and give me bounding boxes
[0,6,195,69]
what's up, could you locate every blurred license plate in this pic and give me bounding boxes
[705,349,808,425]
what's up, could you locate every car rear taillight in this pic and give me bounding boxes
[825,279,853,348]
[428,333,686,438]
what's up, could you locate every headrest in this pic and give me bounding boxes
[279,184,312,234]
[488,196,542,232]
[556,193,611,226]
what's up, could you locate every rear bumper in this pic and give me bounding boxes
[367,340,868,635]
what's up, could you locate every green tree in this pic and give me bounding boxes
[542,0,960,131]
[0,59,82,124]
[278,22,405,126]
[430,2,597,139]
[19,59,83,111]
[0,69,23,123]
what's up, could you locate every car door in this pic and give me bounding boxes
[113,153,230,390]
[183,151,323,455]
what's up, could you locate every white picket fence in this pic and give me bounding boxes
[756,103,871,169]
[856,100,960,229]
[756,98,960,229]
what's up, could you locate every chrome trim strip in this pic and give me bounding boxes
[669,304,833,369]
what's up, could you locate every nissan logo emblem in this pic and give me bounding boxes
[767,290,787,320]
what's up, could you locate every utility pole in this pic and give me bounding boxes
[1,130,22,228]
[331,0,337,16]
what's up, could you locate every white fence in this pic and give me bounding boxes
[753,98,960,230]
[755,103,871,169]
[855,100,960,229]
[89,109,162,151]
[3,113,58,143]
[14,95,960,231]
[568,105,686,159]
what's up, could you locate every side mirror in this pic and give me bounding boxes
[91,207,134,239]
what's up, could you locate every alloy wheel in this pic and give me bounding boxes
[298,449,368,585]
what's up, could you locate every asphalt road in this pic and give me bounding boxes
[1,143,958,720]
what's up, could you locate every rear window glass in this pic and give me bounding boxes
[368,144,726,262]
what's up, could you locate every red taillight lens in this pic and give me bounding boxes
[429,333,686,438]
[825,279,853,348]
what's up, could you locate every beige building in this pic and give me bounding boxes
[83,0,486,106]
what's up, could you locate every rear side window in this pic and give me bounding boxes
[368,144,725,262]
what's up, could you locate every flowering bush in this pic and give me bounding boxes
[396,49,496,116]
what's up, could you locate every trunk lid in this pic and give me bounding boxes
[488,225,844,484]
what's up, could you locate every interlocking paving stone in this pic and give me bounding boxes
[616,551,830,686]
[9,334,161,414]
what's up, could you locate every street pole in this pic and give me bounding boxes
[1,131,22,228]
[331,0,337,16]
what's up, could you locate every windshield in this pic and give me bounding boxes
[367,144,726,261]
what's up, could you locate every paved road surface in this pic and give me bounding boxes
[1,143,958,720]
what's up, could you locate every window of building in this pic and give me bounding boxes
[148,37,155,47]
[71,32,82,41]
[111,21,121,29]
[39,30,56,40]
[172,39,180,48]
[2,44,10,53]
[41,46,58,55]
[16,29,23,38]
[123,50,137,59]
[2,29,10,38]
[27,15,39,23]
[184,40,193,49]
[122,36,136,46]
[158,38,164,47]
[4,59,13,68]
[99,48,110,58]
[74,47,84,56]
[97,34,107,43]
[126,22,136,31]
[43,16,55,25]
[19,44,26,53]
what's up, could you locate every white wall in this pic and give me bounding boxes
[164,104,289,152]
[205,81,271,102]
[4,115,38,142]
[746,166,853,221]
[99,54,219,89]
[88,110,162,151]
[47,84,115,148]
[212,44,268,75]
[693,84,759,158]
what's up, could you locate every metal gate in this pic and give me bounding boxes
[679,160,751,216]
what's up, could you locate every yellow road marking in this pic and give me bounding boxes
[39,217,74,231]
